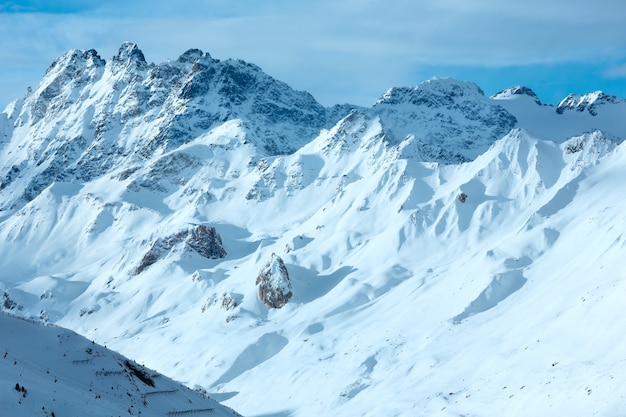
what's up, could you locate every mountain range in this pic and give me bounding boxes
[1,42,626,417]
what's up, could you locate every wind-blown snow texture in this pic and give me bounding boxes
[2,44,626,417]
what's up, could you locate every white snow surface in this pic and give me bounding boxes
[0,312,241,416]
[2,44,626,417]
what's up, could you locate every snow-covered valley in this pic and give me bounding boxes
[1,43,626,417]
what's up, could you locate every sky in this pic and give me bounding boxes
[1,0,626,109]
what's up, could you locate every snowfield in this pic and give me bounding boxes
[1,44,626,417]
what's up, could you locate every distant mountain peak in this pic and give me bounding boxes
[114,41,146,64]
[110,42,148,75]
[423,76,485,94]
[369,77,516,162]
[375,77,485,106]
[177,48,212,63]
[556,90,625,115]
[44,48,105,77]
[491,86,542,105]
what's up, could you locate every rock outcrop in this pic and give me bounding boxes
[491,85,542,105]
[133,225,226,275]
[256,253,292,309]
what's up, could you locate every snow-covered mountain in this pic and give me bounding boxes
[2,43,626,417]
[491,85,626,141]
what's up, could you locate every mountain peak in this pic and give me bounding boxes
[556,90,625,115]
[177,48,212,63]
[111,42,147,70]
[423,76,485,95]
[43,48,106,78]
[369,77,516,162]
[491,85,542,105]
[26,48,106,124]
[375,78,485,106]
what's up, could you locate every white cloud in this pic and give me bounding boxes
[1,0,625,107]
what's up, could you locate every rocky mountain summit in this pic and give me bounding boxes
[556,90,626,115]
[491,85,542,105]
[370,78,518,162]
[0,42,330,208]
[2,44,625,211]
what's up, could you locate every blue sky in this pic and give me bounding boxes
[1,0,625,109]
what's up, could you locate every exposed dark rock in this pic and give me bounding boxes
[371,79,518,162]
[556,92,624,116]
[256,253,292,309]
[123,360,155,387]
[491,86,542,105]
[2,292,22,311]
[0,165,21,190]
[185,225,227,259]
[564,139,585,154]
[133,225,226,275]
[219,292,240,311]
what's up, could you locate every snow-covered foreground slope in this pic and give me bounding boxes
[0,312,241,417]
[2,44,626,417]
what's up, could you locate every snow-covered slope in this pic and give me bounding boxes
[0,312,241,417]
[2,44,626,417]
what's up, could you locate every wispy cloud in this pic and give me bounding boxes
[1,0,625,108]
[604,63,626,79]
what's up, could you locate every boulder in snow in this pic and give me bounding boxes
[256,254,292,309]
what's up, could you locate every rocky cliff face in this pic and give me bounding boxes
[370,78,518,162]
[0,42,331,209]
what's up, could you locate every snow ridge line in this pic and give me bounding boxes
[0,310,57,327]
